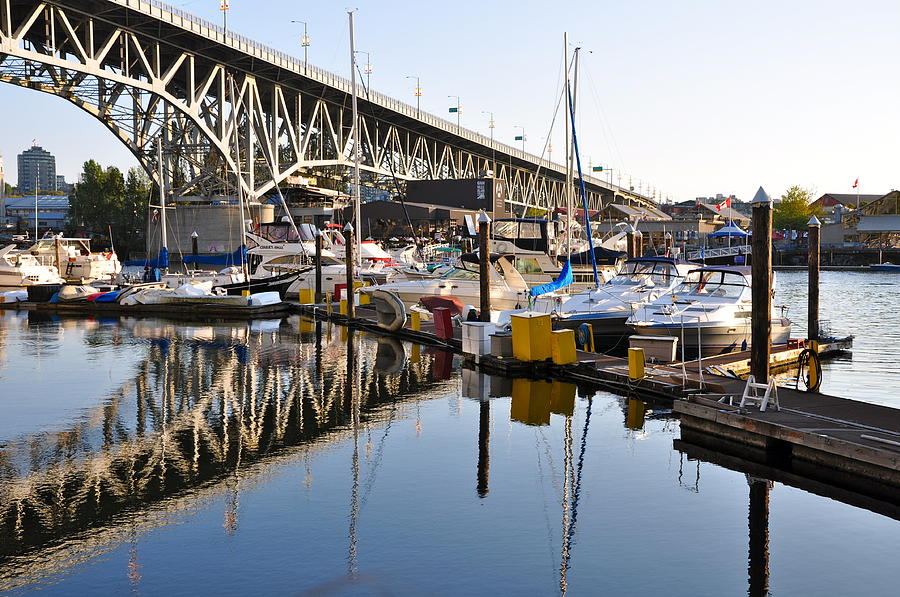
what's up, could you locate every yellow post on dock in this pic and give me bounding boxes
[355,281,370,305]
[551,329,577,365]
[325,291,333,314]
[511,312,552,362]
[298,288,314,305]
[628,347,646,381]
[339,299,348,315]
[410,311,421,331]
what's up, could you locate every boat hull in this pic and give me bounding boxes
[627,318,792,358]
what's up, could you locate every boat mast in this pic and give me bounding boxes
[157,142,168,274]
[230,74,250,281]
[348,11,362,267]
[564,33,572,257]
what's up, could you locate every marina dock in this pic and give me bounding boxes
[292,299,899,504]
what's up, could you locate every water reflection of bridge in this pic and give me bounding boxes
[0,316,455,588]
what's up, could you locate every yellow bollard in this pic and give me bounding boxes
[628,347,646,381]
[410,311,421,331]
[298,288,314,305]
[325,291,333,314]
[550,329,577,365]
[510,312,552,362]
[241,289,251,298]
[339,299,348,315]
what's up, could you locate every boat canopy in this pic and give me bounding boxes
[182,245,246,266]
[559,246,626,266]
[708,223,749,238]
[124,247,169,269]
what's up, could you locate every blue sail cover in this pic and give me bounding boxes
[182,245,246,266]
[530,259,573,297]
[123,247,169,269]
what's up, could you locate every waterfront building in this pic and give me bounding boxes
[824,190,900,247]
[17,144,57,194]
[1,195,69,235]
[811,192,881,223]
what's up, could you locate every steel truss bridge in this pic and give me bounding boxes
[0,0,655,212]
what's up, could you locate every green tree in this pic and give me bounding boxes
[68,160,149,258]
[773,186,821,231]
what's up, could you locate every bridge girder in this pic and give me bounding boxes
[0,0,652,214]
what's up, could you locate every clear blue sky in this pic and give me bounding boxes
[2,0,897,202]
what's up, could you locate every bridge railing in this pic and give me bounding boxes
[111,0,642,198]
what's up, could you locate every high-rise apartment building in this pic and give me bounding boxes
[17,144,57,194]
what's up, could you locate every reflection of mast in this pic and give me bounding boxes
[559,397,593,595]
[346,329,360,581]
[747,475,772,597]
[476,400,491,498]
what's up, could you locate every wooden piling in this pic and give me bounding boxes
[54,237,63,274]
[190,231,198,256]
[478,211,492,322]
[808,216,821,341]
[664,231,673,257]
[344,223,355,320]
[747,477,771,596]
[626,227,637,259]
[315,229,323,304]
[751,188,773,382]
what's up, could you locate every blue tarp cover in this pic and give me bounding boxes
[530,259,574,297]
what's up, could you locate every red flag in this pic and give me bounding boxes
[852,177,859,189]
[715,197,731,211]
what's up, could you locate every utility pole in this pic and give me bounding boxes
[514,125,526,153]
[219,0,229,33]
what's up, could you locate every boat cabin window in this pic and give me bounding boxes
[253,224,300,243]
[514,257,544,274]
[441,268,480,281]
[650,263,679,285]
[674,270,749,298]
[610,261,656,285]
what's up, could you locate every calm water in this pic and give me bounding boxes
[0,272,898,595]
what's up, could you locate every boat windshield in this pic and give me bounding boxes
[672,270,749,299]
[441,268,480,281]
[610,261,678,286]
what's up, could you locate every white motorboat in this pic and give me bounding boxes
[551,257,698,350]
[363,254,532,312]
[24,237,121,282]
[0,244,64,290]
[626,265,792,357]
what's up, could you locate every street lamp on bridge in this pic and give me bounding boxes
[482,111,495,176]
[514,126,526,153]
[290,20,311,64]
[406,75,421,116]
[354,50,372,91]
[448,95,461,131]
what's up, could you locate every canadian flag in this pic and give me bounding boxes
[852,177,859,189]
[715,197,731,211]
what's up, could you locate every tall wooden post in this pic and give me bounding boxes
[751,187,773,382]
[54,236,63,273]
[344,222,355,320]
[807,216,821,342]
[190,231,199,256]
[478,211,492,322]
[664,231,673,257]
[315,229,323,303]
[626,225,637,259]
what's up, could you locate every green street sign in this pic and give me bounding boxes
[592,166,604,172]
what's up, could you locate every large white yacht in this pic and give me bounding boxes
[626,265,792,357]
